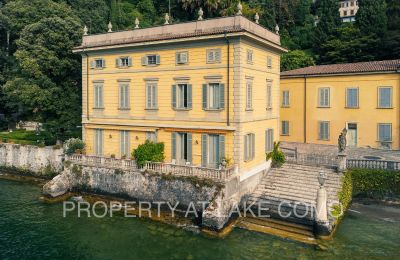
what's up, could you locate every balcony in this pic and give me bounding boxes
[66,154,237,182]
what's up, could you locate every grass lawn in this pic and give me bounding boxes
[0,130,56,146]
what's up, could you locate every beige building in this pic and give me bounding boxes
[73,15,286,178]
[339,0,359,22]
[280,60,400,150]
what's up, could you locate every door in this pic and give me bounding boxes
[172,132,192,165]
[346,123,357,147]
[208,135,220,168]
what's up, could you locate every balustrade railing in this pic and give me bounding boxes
[347,159,400,170]
[66,154,137,170]
[282,149,337,168]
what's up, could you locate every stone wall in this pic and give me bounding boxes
[0,143,63,177]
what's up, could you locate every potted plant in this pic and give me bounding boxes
[266,141,286,168]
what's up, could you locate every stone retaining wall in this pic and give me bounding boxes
[0,143,63,177]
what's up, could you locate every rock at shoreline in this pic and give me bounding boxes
[43,173,72,197]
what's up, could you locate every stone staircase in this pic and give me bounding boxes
[241,163,342,240]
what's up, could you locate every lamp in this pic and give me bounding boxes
[318,171,327,187]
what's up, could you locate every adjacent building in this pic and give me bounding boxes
[280,60,400,150]
[339,0,359,22]
[73,15,286,178]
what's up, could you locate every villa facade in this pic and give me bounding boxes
[280,60,400,150]
[73,15,286,177]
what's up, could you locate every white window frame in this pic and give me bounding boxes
[281,121,289,136]
[146,82,158,109]
[207,83,221,109]
[94,84,104,108]
[93,58,105,69]
[206,49,221,64]
[116,56,131,68]
[119,83,130,109]
[176,51,189,65]
[378,87,392,108]
[318,87,330,107]
[120,130,130,158]
[266,81,272,109]
[378,123,392,142]
[282,90,290,107]
[247,49,253,64]
[318,121,330,140]
[176,84,189,109]
[246,81,253,110]
[346,87,359,108]
[244,133,255,161]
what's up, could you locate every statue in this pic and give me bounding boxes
[338,128,347,153]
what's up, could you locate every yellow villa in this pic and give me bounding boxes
[280,60,400,150]
[73,15,286,178]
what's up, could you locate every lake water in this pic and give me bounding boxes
[0,178,399,259]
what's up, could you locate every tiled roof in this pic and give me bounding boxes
[281,60,400,77]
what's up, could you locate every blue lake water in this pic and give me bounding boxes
[0,178,399,259]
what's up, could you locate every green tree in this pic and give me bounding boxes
[281,50,315,71]
[67,0,109,34]
[356,0,387,37]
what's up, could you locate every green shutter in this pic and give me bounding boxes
[201,134,208,167]
[219,135,225,159]
[171,133,177,160]
[172,85,177,108]
[116,58,120,68]
[202,84,208,109]
[90,60,95,68]
[156,55,160,65]
[187,84,192,109]
[187,133,192,164]
[101,58,106,68]
[219,83,225,109]
[128,57,132,67]
[141,56,147,66]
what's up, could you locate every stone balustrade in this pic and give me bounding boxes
[66,154,138,171]
[347,159,400,170]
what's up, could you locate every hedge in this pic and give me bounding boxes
[350,169,400,198]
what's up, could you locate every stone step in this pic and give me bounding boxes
[247,197,315,214]
[260,180,341,192]
[268,168,341,180]
[283,164,336,171]
[262,176,341,187]
[250,191,316,205]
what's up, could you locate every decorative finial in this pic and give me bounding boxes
[237,2,243,16]
[254,13,259,24]
[83,25,88,36]
[198,8,204,20]
[108,21,112,33]
[275,24,280,34]
[164,13,170,25]
[135,17,140,29]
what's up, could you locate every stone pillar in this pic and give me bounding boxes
[337,152,347,173]
[315,183,331,236]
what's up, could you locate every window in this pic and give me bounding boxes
[265,129,274,153]
[318,87,330,107]
[246,81,253,110]
[350,10,354,15]
[267,56,272,69]
[201,134,225,168]
[206,49,221,63]
[94,129,104,156]
[351,1,354,6]
[244,133,255,161]
[119,83,130,109]
[202,83,224,110]
[344,10,348,16]
[282,90,290,107]
[116,57,132,68]
[318,121,330,140]
[378,123,392,142]
[146,83,158,109]
[172,132,192,164]
[266,82,272,109]
[247,50,253,64]
[378,87,392,108]
[172,84,192,109]
[176,52,188,64]
[281,121,289,136]
[346,88,359,108]
[94,84,103,108]
[142,54,160,66]
[91,58,105,69]
[120,130,130,157]
[146,132,157,142]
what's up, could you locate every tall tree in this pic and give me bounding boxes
[281,50,315,71]
[356,0,387,37]
[67,0,109,34]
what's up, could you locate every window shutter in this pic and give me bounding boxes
[171,85,177,108]
[99,86,103,107]
[215,50,221,62]
[119,85,123,108]
[244,135,248,161]
[156,55,160,65]
[125,85,129,108]
[116,58,120,68]
[90,60,95,69]
[141,56,147,66]
[187,133,192,164]
[128,57,132,67]
[202,84,208,109]
[219,135,225,159]
[101,58,106,68]
[171,133,177,160]
[251,134,255,159]
[201,134,208,167]
[187,84,192,109]
[219,84,225,109]
[146,85,151,108]
[153,85,158,108]
[176,53,180,64]
[181,52,187,63]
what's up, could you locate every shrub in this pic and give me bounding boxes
[64,138,85,155]
[133,140,165,168]
[338,171,353,211]
[266,141,286,168]
[350,169,400,198]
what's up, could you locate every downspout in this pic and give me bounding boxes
[224,30,230,126]
[304,75,307,143]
